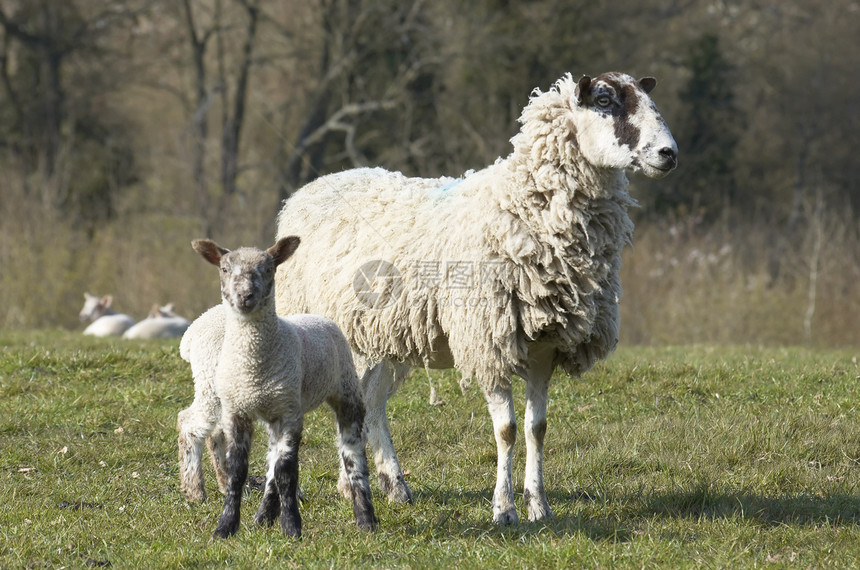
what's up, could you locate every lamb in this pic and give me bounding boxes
[79,293,135,337]
[176,236,377,538]
[274,72,677,524]
[122,303,190,339]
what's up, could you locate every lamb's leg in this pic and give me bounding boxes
[334,394,378,532]
[177,405,216,503]
[524,362,554,521]
[206,426,228,495]
[212,414,253,539]
[254,424,283,528]
[271,420,303,538]
[359,361,413,504]
[483,383,519,524]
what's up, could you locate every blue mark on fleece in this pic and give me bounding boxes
[438,178,462,192]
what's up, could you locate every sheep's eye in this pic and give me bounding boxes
[595,95,612,108]
[221,265,228,274]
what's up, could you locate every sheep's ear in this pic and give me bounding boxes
[101,295,113,307]
[268,236,300,267]
[639,77,657,94]
[574,75,591,105]
[192,239,229,267]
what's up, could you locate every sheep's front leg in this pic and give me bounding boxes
[360,361,413,504]
[483,383,518,524]
[213,414,253,539]
[524,368,553,521]
[335,396,378,532]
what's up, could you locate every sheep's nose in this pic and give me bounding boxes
[659,146,678,168]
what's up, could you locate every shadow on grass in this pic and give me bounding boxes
[407,488,634,542]
[641,484,860,526]
[404,483,860,542]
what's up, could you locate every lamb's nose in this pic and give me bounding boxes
[659,146,677,166]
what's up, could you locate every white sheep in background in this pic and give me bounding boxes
[79,293,135,337]
[122,303,190,339]
[275,72,677,524]
[177,237,377,538]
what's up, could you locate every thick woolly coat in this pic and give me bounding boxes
[275,74,635,387]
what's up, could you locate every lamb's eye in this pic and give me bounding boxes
[595,95,612,108]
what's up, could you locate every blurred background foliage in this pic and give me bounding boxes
[0,0,857,346]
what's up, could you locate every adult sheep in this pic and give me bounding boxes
[274,72,678,524]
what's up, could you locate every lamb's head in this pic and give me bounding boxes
[569,72,677,178]
[79,293,112,322]
[192,237,300,316]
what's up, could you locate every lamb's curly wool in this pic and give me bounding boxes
[275,72,677,523]
[177,238,377,539]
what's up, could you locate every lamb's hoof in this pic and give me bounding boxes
[379,472,413,504]
[212,522,239,539]
[356,513,378,532]
[181,488,206,504]
[246,475,266,491]
[280,518,302,539]
[493,507,519,525]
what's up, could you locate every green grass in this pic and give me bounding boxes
[1,331,859,568]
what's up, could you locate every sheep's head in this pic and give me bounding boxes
[193,237,300,316]
[569,72,677,178]
[79,293,112,322]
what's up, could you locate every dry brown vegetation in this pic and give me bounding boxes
[0,0,857,346]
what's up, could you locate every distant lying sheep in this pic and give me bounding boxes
[122,303,190,339]
[177,237,377,538]
[79,293,135,337]
[275,72,678,523]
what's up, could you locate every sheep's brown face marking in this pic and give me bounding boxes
[571,72,678,178]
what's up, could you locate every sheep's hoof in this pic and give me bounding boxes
[280,517,302,539]
[181,488,207,504]
[355,508,378,532]
[492,507,519,525]
[526,501,553,522]
[379,472,413,505]
[212,522,239,539]
[524,489,553,521]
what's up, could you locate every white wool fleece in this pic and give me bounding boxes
[275,75,636,389]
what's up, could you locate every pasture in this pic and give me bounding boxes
[1,330,859,568]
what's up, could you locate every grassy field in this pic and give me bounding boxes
[1,330,859,568]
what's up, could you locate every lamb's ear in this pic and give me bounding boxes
[101,295,113,307]
[192,239,229,267]
[574,75,591,105]
[639,77,657,94]
[268,236,300,267]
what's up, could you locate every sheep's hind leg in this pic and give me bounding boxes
[177,405,216,503]
[334,396,378,531]
[483,383,519,524]
[360,361,413,504]
[524,360,553,521]
[212,414,253,539]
